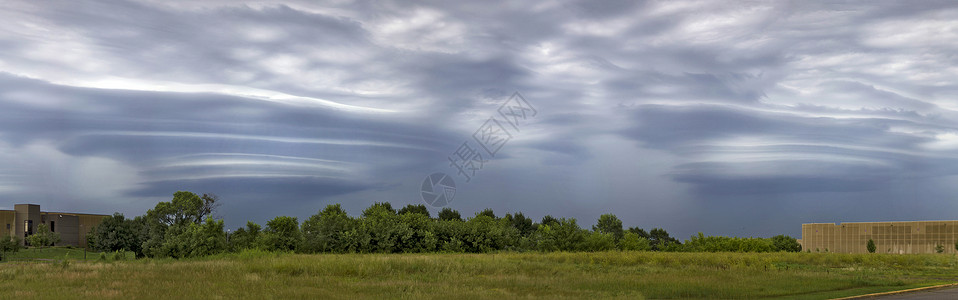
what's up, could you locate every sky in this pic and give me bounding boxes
[1,0,957,239]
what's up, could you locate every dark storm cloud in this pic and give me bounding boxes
[1,0,957,237]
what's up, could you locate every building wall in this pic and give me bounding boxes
[0,210,15,238]
[802,221,958,254]
[41,213,80,246]
[1,205,108,248]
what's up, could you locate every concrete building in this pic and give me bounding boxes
[801,221,958,254]
[0,204,109,248]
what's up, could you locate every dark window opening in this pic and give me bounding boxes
[5,223,9,230]
[51,221,55,232]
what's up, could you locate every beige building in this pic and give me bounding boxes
[801,221,958,254]
[0,204,108,248]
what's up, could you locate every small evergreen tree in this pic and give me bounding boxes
[866,239,876,253]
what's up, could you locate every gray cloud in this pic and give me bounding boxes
[1,0,957,238]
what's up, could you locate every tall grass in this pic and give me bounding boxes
[1,251,956,299]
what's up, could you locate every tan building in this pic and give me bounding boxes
[801,221,958,254]
[0,204,109,248]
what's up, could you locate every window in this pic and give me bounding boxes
[5,223,9,230]
[51,221,55,232]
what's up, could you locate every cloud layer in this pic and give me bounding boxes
[1,0,957,238]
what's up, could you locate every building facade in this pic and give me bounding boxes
[801,221,958,254]
[0,204,108,248]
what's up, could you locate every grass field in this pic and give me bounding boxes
[2,250,957,299]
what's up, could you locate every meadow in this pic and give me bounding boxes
[1,250,958,299]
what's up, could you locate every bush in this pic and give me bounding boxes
[618,232,651,251]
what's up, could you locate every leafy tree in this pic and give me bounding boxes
[649,228,680,251]
[88,213,144,256]
[593,214,624,241]
[461,215,508,252]
[27,223,60,248]
[627,227,650,240]
[228,221,261,252]
[770,235,802,252]
[147,191,208,226]
[936,244,945,254]
[362,202,396,217]
[0,236,22,261]
[476,208,497,219]
[867,239,876,253]
[540,215,559,227]
[504,212,535,237]
[259,216,303,252]
[433,219,466,252]
[302,204,356,253]
[200,193,222,219]
[156,217,226,258]
[618,232,652,251]
[579,232,616,252]
[398,204,430,217]
[437,208,461,221]
[397,212,437,253]
[533,218,584,252]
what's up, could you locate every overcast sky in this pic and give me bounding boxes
[1,0,957,239]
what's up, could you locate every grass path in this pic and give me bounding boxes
[1,251,957,299]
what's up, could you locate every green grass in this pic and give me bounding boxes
[2,247,135,262]
[1,251,957,299]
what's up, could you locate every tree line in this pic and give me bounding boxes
[82,191,802,258]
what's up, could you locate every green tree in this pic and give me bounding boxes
[398,204,431,217]
[540,215,559,227]
[627,227,650,239]
[438,208,461,221]
[302,204,356,253]
[362,202,396,217]
[618,232,651,251]
[142,191,215,257]
[867,239,876,253]
[227,221,261,252]
[0,236,22,261]
[593,214,624,241]
[770,235,802,252]
[579,232,616,252]
[649,228,679,251]
[89,213,144,255]
[259,216,303,252]
[476,208,497,219]
[504,212,535,237]
[27,223,60,248]
[533,218,585,252]
[936,244,945,253]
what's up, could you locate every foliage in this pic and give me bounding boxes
[476,208,497,219]
[437,208,461,221]
[618,232,652,251]
[227,221,261,252]
[627,227,650,239]
[649,228,680,251]
[504,212,535,237]
[397,204,430,217]
[87,213,144,256]
[935,244,945,253]
[770,235,802,252]
[0,236,22,260]
[27,223,60,248]
[867,239,877,253]
[301,204,356,253]
[156,217,226,258]
[593,214,624,241]
[259,216,302,252]
[682,233,775,253]
[533,218,584,252]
